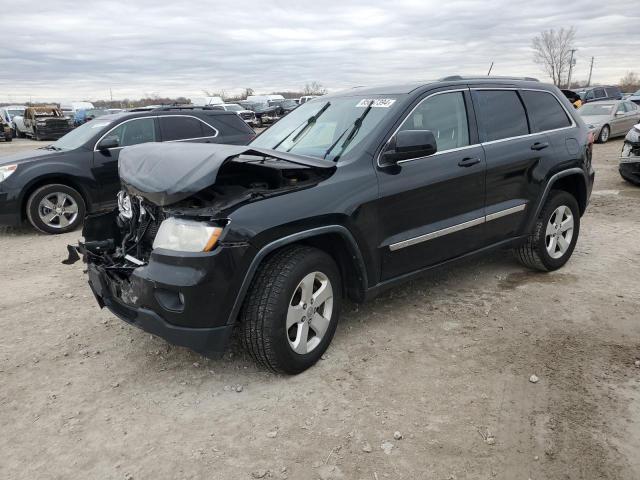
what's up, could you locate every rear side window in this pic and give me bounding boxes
[520,91,572,132]
[474,90,529,142]
[594,88,606,98]
[204,113,254,136]
[160,116,215,141]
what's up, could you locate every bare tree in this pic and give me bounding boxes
[303,82,328,96]
[532,27,576,87]
[620,72,640,93]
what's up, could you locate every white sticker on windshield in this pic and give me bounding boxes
[91,122,110,129]
[356,99,396,108]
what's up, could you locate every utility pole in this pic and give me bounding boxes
[587,57,594,87]
[110,88,113,102]
[487,61,494,76]
[566,49,577,88]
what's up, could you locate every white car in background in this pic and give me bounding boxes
[299,95,319,104]
[209,103,258,127]
[0,105,27,137]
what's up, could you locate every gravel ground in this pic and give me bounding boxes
[1,137,639,480]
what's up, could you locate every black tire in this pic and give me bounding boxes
[34,128,41,141]
[515,190,580,272]
[25,184,86,234]
[596,125,610,144]
[5,134,11,142]
[240,245,342,374]
[257,117,263,128]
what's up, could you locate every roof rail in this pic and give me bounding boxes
[151,105,222,111]
[439,75,540,82]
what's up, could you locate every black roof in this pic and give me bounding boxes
[329,76,550,98]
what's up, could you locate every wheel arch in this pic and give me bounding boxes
[527,168,588,232]
[227,225,368,325]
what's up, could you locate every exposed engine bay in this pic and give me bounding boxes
[67,143,335,281]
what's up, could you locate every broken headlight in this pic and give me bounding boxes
[0,164,17,182]
[152,217,222,253]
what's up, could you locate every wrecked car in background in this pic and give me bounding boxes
[268,98,299,116]
[620,123,640,186]
[1,116,12,142]
[209,103,258,127]
[238,101,280,127]
[23,106,73,140]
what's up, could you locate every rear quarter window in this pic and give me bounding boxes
[474,90,529,142]
[203,113,254,137]
[520,90,572,132]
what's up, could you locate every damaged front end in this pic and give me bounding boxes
[66,142,335,356]
[620,124,640,186]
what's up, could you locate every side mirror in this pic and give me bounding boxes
[98,135,120,150]
[381,130,437,165]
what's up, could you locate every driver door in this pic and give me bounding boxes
[92,117,159,206]
[375,89,487,281]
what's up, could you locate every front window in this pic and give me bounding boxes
[109,118,157,146]
[250,96,400,161]
[579,104,614,116]
[51,117,116,150]
[399,92,470,151]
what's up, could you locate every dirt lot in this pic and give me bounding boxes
[1,137,639,480]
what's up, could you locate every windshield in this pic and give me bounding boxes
[579,104,614,116]
[250,96,400,161]
[7,109,23,117]
[51,117,114,150]
[224,104,243,112]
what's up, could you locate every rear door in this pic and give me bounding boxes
[376,89,487,280]
[472,89,559,244]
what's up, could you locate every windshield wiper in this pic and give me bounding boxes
[39,144,62,151]
[271,101,330,151]
[323,100,374,161]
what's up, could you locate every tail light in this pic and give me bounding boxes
[587,131,595,146]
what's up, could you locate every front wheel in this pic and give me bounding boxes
[597,125,610,143]
[26,184,86,234]
[241,245,342,374]
[515,190,580,271]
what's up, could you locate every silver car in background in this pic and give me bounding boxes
[578,100,640,143]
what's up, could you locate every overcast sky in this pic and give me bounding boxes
[1,0,639,102]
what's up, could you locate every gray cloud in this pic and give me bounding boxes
[1,0,638,102]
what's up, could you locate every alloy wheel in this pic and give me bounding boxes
[38,192,79,229]
[286,271,334,354]
[545,205,574,259]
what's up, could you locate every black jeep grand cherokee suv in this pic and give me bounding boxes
[74,77,595,374]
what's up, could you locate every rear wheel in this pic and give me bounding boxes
[515,190,580,271]
[240,245,341,374]
[26,184,86,234]
[34,128,41,141]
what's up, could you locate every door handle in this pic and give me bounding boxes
[531,141,549,151]
[458,157,481,167]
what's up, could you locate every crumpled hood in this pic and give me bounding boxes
[118,142,335,206]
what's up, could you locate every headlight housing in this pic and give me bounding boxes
[152,217,222,252]
[0,164,17,182]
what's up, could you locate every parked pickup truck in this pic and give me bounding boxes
[23,106,73,140]
[70,77,595,374]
